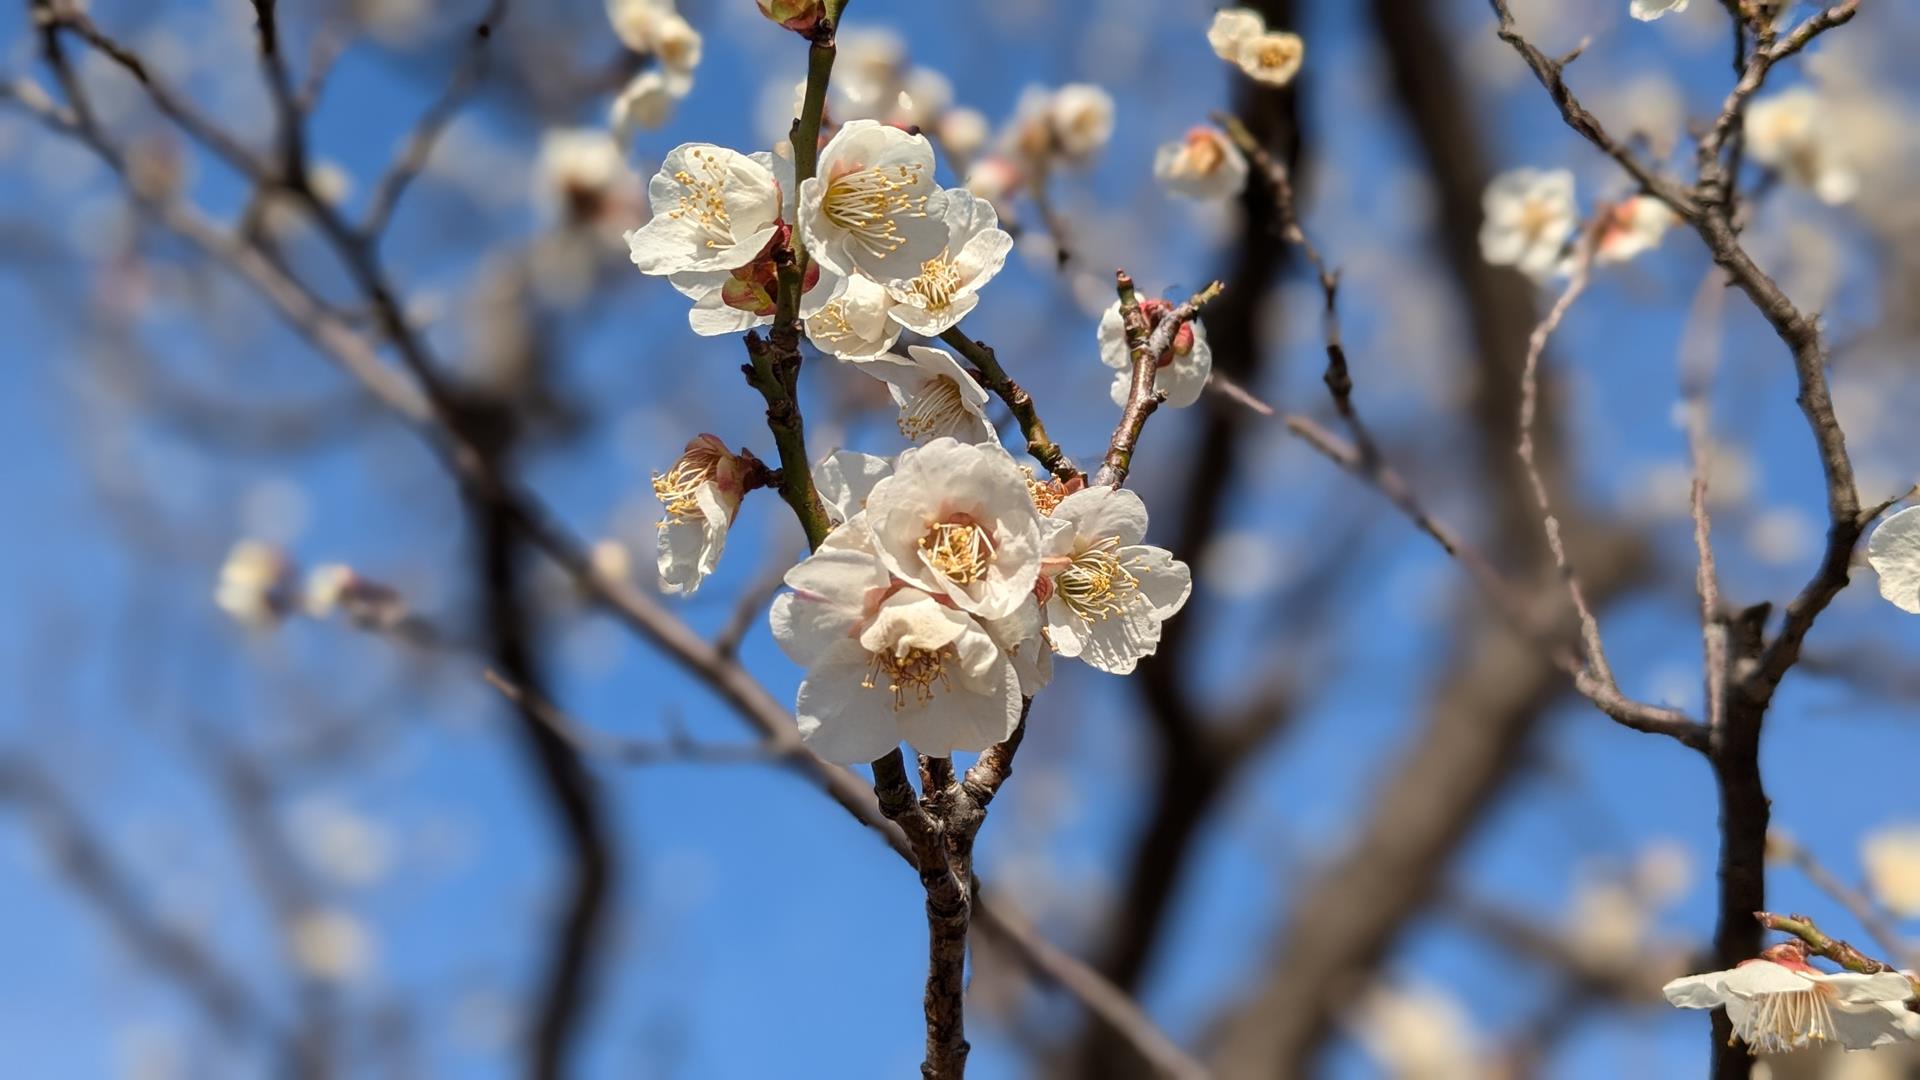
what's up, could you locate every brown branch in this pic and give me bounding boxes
[1768,832,1919,971]
[1486,0,1697,218]
[1755,912,1912,985]
[1093,274,1223,489]
[939,327,1080,482]
[483,670,787,767]
[1680,269,1730,730]
[362,0,508,236]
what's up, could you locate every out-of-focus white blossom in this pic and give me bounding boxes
[653,434,750,595]
[964,156,1023,208]
[610,69,691,142]
[1047,84,1115,160]
[757,0,825,34]
[215,539,295,628]
[1349,983,1486,1080]
[536,128,642,230]
[1154,126,1248,201]
[1595,195,1677,264]
[1206,8,1304,86]
[1038,486,1190,675]
[1864,825,1920,918]
[649,14,702,75]
[1745,88,1859,205]
[1630,0,1689,21]
[1207,9,1265,59]
[861,345,997,445]
[938,107,991,164]
[1665,955,1918,1054]
[289,909,375,983]
[606,0,672,54]
[1097,298,1214,408]
[799,119,947,280]
[882,193,1012,336]
[1478,167,1577,279]
[1867,506,1920,614]
[289,798,395,888]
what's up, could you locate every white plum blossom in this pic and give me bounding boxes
[1047,84,1115,160]
[536,129,641,229]
[1867,505,1920,613]
[648,13,702,75]
[799,119,947,280]
[815,449,893,524]
[610,69,691,142]
[1097,299,1214,408]
[606,0,673,54]
[1038,486,1191,675]
[964,156,1022,209]
[1745,89,1859,206]
[653,434,749,595]
[882,193,1012,336]
[1630,0,1689,20]
[937,107,991,165]
[215,539,295,628]
[861,346,998,445]
[1479,167,1577,279]
[790,582,1022,763]
[770,521,1022,762]
[626,144,784,275]
[1595,195,1678,264]
[1864,825,1920,919]
[1154,126,1249,201]
[290,909,375,983]
[669,253,840,337]
[804,271,901,359]
[1664,954,1918,1054]
[1206,8,1304,86]
[1207,9,1264,59]
[864,438,1044,621]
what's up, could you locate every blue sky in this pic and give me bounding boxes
[2,0,1919,1077]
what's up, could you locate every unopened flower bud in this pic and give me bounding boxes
[757,0,825,34]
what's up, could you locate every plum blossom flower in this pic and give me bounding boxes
[653,434,750,594]
[1595,195,1677,264]
[1863,826,1920,919]
[1048,84,1115,160]
[1038,486,1191,674]
[536,129,641,230]
[799,119,947,280]
[860,346,998,445]
[667,222,841,337]
[1207,9,1264,59]
[1479,167,1577,279]
[882,194,1012,336]
[606,0,672,53]
[787,580,1023,763]
[1745,89,1859,206]
[610,69,690,142]
[1154,126,1249,201]
[804,272,901,359]
[1097,298,1214,408]
[626,144,785,275]
[1663,948,1918,1054]
[215,539,296,628]
[1867,506,1920,613]
[1207,7,1304,86]
[1630,0,1689,20]
[938,107,991,165]
[864,438,1044,621]
[815,449,893,524]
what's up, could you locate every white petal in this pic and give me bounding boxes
[815,451,893,523]
[896,651,1021,757]
[795,641,905,764]
[1052,486,1150,549]
[1869,506,1920,614]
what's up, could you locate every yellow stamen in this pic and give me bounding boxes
[920,520,995,586]
[666,148,737,251]
[862,646,955,709]
[1056,536,1142,621]
[823,163,928,258]
[897,376,972,441]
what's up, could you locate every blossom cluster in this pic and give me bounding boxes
[769,439,1190,763]
[1477,167,1678,280]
